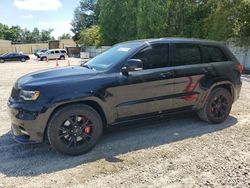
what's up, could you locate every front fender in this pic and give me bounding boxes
[46,92,116,126]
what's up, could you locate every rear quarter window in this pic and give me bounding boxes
[203,46,229,63]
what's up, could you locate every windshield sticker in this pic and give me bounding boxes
[117,47,131,52]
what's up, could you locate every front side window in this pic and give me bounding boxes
[173,43,201,66]
[203,46,228,63]
[133,44,169,70]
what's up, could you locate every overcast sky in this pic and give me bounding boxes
[0,0,81,39]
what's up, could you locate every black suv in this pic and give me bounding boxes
[8,38,242,155]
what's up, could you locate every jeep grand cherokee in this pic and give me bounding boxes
[8,38,242,155]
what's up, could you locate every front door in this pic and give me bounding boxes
[48,51,56,59]
[115,43,175,121]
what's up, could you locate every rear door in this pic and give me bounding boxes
[171,43,213,109]
[115,43,175,121]
[13,53,21,61]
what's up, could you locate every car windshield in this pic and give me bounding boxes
[84,42,142,71]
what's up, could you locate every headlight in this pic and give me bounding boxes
[19,90,40,101]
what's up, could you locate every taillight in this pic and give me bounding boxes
[237,64,243,74]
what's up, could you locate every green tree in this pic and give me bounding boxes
[203,0,250,43]
[98,0,138,45]
[136,0,167,39]
[79,25,102,46]
[59,33,72,40]
[32,27,41,42]
[22,29,34,42]
[71,0,98,41]
[0,22,54,43]
[40,29,54,41]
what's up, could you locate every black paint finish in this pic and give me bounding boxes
[7,38,242,143]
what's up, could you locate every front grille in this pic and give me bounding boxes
[11,87,20,100]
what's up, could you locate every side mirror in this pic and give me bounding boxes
[121,59,143,76]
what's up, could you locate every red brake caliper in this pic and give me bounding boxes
[84,127,91,134]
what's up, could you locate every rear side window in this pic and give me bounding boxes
[55,50,60,54]
[203,46,228,63]
[133,43,169,70]
[173,43,202,66]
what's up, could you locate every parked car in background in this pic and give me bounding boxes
[40,49,67,61]
[8,38,242,155]
[0,52,30,63]
[34,49,48,58]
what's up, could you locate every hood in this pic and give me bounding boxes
[37,52,46,55]
[17,66,97,88]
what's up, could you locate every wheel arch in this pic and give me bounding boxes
[198,81,235,109]
[207,80,234,98]
[43,100,108,142]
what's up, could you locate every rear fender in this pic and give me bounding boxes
[196,81,234,109]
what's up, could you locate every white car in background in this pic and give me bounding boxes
[40,49,67,61]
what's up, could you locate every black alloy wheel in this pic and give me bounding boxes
[47,104,103,155]
[59,115,94,148]
[198,88,232,124]
[210,95,229,120]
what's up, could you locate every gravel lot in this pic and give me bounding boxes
[0,58,249,188]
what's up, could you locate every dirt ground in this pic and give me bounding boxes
[0,57,249,188]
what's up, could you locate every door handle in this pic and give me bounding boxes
[160,72,174,78]
[202,67,213,74]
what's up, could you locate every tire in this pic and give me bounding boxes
[60,56,65,60]
[47,104,103,156]
[41,57,47,61]
[0,59,4,63]
[198,88,232,124]
[20,58,26,62]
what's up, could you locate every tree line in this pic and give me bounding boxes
[0,23,72,43]
[72,0,250,46]
[0,23,55,43]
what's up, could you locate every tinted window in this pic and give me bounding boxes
[60,50,66,53]
[133,44,169,69]
[55,50,60,54]
[173,43,201,66]
[9,53,17,57]
[204,46,228,63]
[50,51,55,54]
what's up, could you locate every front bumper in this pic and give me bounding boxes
[11,124,39,144]
[7,100,51,144]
